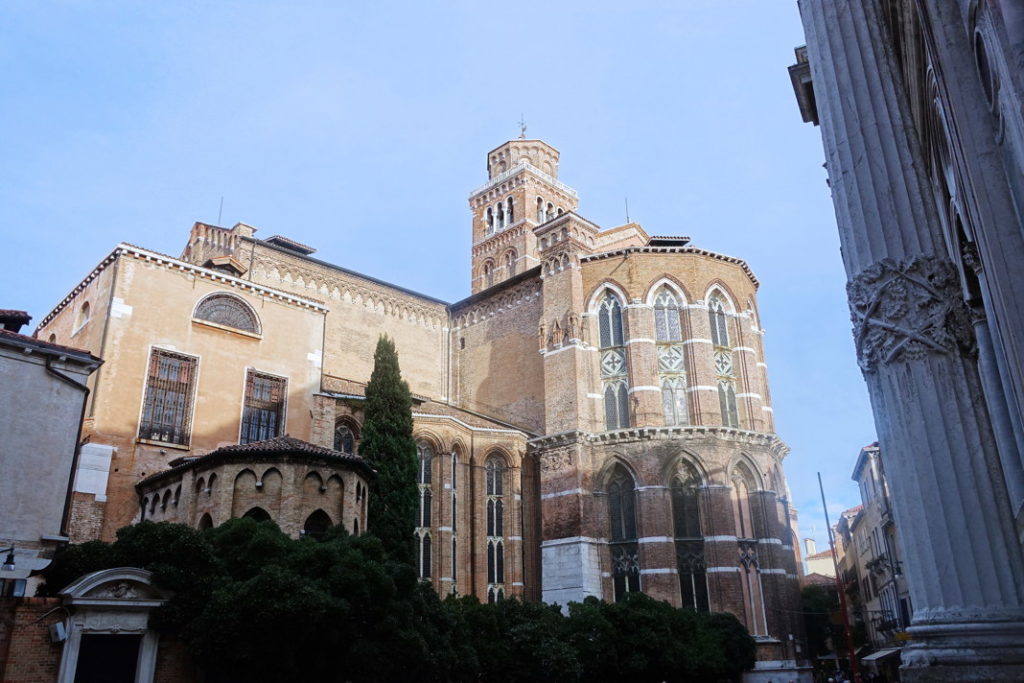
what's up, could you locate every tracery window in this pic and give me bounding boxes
[416,442,434,579]
[195,294,260,334]
[709,293,739,428]
[672,462,708,611]
[731,462,766,634]
[139,349,197,445]
[485,455,506,603]
[607,466,640,601]
[599,292,630,430]
[240,372,286,444]
[334,422,356,454]
[654,287,689,425]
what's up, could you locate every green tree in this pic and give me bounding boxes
[360,334,419,565]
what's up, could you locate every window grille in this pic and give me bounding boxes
[195,294,260,334]
[139,349,197,445]
[673,463,708,611]
[240,372,286,444]
[655,288,689,425]
[709,295,739,428]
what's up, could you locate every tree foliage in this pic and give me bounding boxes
[360,334,419,565]
[41,521,758,682]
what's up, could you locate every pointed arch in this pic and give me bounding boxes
[585,280,631,314]
[704,282,738,313]
[606,464,641,601]
[198,513,213,531]
[644,276,690,306]
[242,507,271,522]
[302,509,333,539]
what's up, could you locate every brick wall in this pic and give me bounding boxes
[0,597,64,683]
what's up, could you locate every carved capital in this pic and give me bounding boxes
[848,256,975,372]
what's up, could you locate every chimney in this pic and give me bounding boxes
[804,538,817,556]
[0,309,32,334]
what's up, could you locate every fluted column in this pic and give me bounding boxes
[800,0,1024,679]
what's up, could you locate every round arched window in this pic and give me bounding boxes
[194,294,260,334]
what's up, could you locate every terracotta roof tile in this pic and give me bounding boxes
[0,328,100,362]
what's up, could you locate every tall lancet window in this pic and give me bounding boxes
[608,466,640,601]
[709,293,739,427]
[485,456,506,603]
[415,442,433,580]
[536,197,545,222]
[486,207,494,234]
[505,249,517,277]
[506,196,514,225]
[599,292,630,430]
[673,461,708,611]
[732,462,767,635]
[655,287,689,425]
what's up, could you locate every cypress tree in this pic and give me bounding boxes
[360,334,419,566]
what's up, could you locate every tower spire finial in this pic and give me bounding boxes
[518,114,527,139]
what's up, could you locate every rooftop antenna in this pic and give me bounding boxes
[625,197,630,223]
[518,114,527,139]
[217,196,224,225]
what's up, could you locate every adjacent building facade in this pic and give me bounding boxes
[37,138,809,679]
[792,1,1024,679]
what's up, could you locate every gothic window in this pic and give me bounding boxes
[194,294,261,334]
[334,422,356,454]
[240,372,286,444]
[138,349,197,446]
[708,293,730,347]
[303,510,332,539]
[506,196,514,224]
[486,207,494,234]
[485,455,506,597]
[599,292,629,429]
[505,249,517,277]
[416,442,434,579]
[483,261,495,289]
[709,293,739,427]
[536,197,544,222]
[608,466,640,601]
[496,202,505,230]
[557,207,564,216]
[673,462,708,611]
[739,540,767,636]
[546,202,554,221]
[731,462,758,540]
[655,287,688,425]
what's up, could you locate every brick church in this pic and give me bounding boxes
[38,137,809,681]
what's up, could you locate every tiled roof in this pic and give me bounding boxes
[0,309,31,320]
[0,328,101,364]
[137,435,373,488]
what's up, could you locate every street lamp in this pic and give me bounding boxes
[1,547,15,572]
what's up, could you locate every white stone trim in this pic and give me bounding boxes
[687,385,717,392]
[683,338,713,345]
[732,346,756,353]
[705,535,738,542]
[761,406,774,413]
[737,393,763,400]
[639,568,677,575]
[756,361,768,368]
[760,568,787,575]
[539,343,592,357]
[758,538,783,545]
[637,536,674,544]
[636,485,669,492]
[587,392,603,399]
[541,536,605,548]
[628,385,660,393]
[411,412,524,436]
[707,566,740,574]
[625,337,655,345]
[541,488,584,500]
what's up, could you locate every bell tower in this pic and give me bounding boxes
[468,139,579,294]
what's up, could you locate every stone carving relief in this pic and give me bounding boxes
[539,312,586,352]
[540,448,573,474]
[847,256,976,372]
[84,580,153,600]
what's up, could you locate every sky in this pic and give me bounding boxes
[0,1,875,553]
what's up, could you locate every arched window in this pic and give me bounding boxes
[546,202,554,221]
[303,509,332,539]
[486,207,494,234]
[506,197,514,225]
[496,202,505,230]
[194,294,260,334]
[76,301,91,329]
[607,466,640,601]
[536,197,545,222]
[655,288,689,425]
[483,261,494,289]
[673,462,708,611]
[599,293,629,430]
[485,456,506,596]
[505,249,517,277]
[334,421,356,454]
[731,462,758,540]
[198,513,213,531]
[708,293,730,347]
[709,293,739,427]
[416,442,433,579]
[731,461,765,634]
[48,333,57,343]
[451,450,459,589]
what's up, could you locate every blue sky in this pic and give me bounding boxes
[0,1,874,552]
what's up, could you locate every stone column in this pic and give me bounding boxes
[800,0,1024,679]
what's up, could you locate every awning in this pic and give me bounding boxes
[861,648,902,662]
